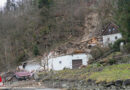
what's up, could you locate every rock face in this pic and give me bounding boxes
[43,80,130,90]
[81,11,101,42]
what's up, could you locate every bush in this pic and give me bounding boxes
[124,43,130,53]
[90,46,103,60]
[108,59,116,65]
[89,46,111,64]
[112,39,126,51]
[121,55,130,63]
[33,44,40,56]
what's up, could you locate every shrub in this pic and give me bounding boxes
[121,55,130,63]
[124,43,130,53]
[89,46,111,64]
[90,46,103,60]
[112,39,126,51]
[108,59,116,65]
[33,44,40,56]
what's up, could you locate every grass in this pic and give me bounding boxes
[88,64,130,83]
[39,64,130,83]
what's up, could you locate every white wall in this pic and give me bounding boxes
[48,53,90,71]
[103,33,122,46]
[25,63,43,72]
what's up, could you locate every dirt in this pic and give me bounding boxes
[45,11,102,58]
[82,12,101,42]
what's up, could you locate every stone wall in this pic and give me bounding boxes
[42,79,130,90]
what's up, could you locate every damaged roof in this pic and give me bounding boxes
[102,23,120,35]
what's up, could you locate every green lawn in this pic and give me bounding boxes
[39,64,130,83]
[88,64,130,82]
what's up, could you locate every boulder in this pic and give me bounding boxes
[115,80,123,86]
[106,82,115,87]
[123,79,130,86]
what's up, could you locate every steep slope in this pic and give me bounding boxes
[0,0,116,70]
[82,11,101,42]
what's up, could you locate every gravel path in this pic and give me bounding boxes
[2,80,64,90]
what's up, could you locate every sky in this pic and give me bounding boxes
[0,0,7,8]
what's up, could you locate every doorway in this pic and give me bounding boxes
[72,59,82,69]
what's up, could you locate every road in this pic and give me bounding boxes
[0,87,62,90]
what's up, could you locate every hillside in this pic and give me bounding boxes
[0,0,130,76]
[0,0,118,71]
[0,0,130,89]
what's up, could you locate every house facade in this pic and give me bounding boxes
[102,23,122,46]
[47,53,91,71]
